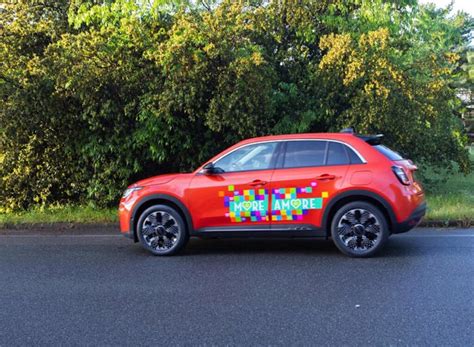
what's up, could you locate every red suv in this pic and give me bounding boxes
[119,131,426,257]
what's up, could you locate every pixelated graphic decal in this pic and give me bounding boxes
[219,182,329,223]
[221,185,269,223]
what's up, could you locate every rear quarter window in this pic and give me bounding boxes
[374,145,404,161]
[346,146,364,164]
[326,142,349,165]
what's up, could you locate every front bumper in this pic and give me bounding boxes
[119,195,138,240]
[392,202,427,234]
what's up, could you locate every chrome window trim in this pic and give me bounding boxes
[199,138,367,173]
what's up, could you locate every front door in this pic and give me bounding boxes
[186,142,278,231]
[269,140,350,230]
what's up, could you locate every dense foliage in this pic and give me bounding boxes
[1,0,472,210]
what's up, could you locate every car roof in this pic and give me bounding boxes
[236,133,358,145]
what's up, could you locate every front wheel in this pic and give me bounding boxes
[137,205,189,256]
[331,202,389,258]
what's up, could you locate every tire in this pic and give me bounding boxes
[137,205,189,256]
[330,201,389,258]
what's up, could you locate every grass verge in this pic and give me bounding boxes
[0,205,118,227]
[424,170,474,227]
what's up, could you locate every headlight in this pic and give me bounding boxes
[122,186,143,199]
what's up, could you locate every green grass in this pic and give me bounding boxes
[424,147,474,226]
[0,205,118,227]
[426,194,474,225]
[425,168,474,226]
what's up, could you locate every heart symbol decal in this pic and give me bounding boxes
[242,201,252,210]
[291,199,301,209]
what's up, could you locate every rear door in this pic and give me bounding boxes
[269,140,350,230]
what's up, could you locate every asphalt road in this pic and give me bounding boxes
[0,228,473,346]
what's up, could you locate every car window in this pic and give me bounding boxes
[346,146,364,164]
[283,141,327,168]
[327,142,349,165]
[374,145,403,161]
[214,142,277,172]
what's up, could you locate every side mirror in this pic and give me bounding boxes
[202,162,216,175]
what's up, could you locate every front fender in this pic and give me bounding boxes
[130,194,194,241]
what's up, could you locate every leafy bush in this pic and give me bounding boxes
[1,0,472,211]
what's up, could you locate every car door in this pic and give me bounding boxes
[269,140,350,230]
[186,142,279,232]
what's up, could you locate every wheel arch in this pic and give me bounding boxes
[130,194,193,242]
[322,190,396,236]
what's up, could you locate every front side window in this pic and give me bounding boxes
[283,141,327,168]
[214,142,277,172]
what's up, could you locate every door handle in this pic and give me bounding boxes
[314,174,336,181]
[249,180,267,186]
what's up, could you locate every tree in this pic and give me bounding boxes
[316,0,472,174]
[0,1,84,210]
[1,0,471,210]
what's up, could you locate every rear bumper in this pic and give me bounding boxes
[392,202,426,234]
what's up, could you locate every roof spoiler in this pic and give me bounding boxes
[340,127,384,145]
[357,134,384,145]
[340,127,355,134]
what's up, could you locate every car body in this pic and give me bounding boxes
[119,132,426,257]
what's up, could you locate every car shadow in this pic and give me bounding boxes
[127,234,470,258]
[182,237,340,256]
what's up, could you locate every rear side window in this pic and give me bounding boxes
[283,141,326,168]
[326,142,349,165]
[374,145,403,161]
[282,141,362,168]
[346,147,364,164]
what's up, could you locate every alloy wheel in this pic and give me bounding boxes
[141,211,181,253]
[336,208,382,254]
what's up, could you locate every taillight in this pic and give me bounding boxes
[392,166,410,185]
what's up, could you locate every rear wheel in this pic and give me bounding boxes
[331,201,389,257]
[137,205,188,256]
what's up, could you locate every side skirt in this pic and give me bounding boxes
[192,224,326,239]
